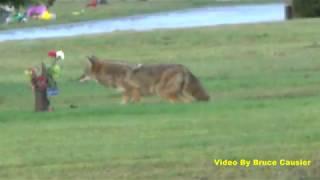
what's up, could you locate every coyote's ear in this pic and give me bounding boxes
[87,56,96,65]
[132,63,143,73]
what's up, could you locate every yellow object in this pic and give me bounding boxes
[39,11,56,21]
[24,70,31,76]
[24,69,33,80]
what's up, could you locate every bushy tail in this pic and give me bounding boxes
[183,70,210,101]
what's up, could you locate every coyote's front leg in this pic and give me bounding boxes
[121,91,130,105]
[131,88,141,103]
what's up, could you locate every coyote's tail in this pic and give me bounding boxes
[182,69,210,101]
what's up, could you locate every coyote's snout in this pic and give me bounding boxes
[79,56,210,104]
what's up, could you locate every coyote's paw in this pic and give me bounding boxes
[120,100,129,105]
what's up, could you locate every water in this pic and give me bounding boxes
[0,3,285,42]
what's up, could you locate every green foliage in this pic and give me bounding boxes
[1,0,25,8]
[293,0,320,17]
[0,0,47,9]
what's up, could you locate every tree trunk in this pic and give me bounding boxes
[285,0,293,20]
[47,0,56,8]
[285,5,293,20]
[32,63,50,112]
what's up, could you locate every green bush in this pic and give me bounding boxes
[0,0,47,9]
[293,0,320,17]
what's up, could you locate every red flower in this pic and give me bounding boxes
[48,50,57,58]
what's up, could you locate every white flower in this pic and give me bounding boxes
[56,50,65,60]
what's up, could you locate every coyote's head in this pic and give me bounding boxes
[79,56,98,82]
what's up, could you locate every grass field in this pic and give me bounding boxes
[0,0,280,30]
[1,18,320,179]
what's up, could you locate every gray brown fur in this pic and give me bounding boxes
[79,56,210,104]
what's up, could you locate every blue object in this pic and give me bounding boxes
[47,87,59,96]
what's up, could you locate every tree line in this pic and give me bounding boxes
[1,0,56,9]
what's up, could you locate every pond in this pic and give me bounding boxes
[0,3,285,42]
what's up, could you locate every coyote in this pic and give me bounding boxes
[79,56,210,104]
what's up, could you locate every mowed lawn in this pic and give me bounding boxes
[0,0,280,30]
[1,19,320,179]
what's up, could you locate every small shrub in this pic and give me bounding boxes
[293,0,320,17]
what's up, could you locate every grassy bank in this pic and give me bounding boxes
[1,18,320,179]
[0,0,280,30]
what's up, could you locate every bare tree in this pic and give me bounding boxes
[46,0,56,8]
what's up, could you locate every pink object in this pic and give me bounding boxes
[87,0,97,7]
[27,5,47,17]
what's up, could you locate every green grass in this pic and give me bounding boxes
[0,0,280,30]
[1,18,320,179]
